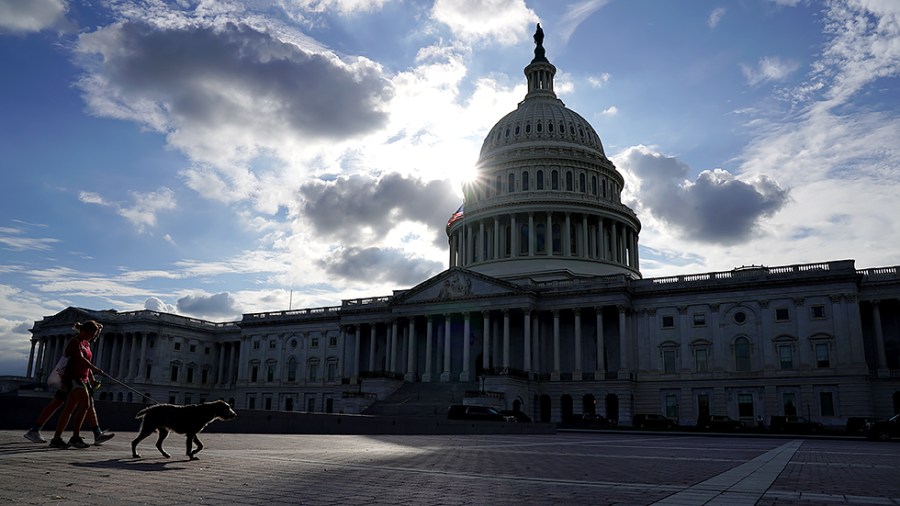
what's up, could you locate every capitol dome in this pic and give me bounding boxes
[447,24,641,282]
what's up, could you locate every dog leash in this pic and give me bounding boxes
[100,373,160,404]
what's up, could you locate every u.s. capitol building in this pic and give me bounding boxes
[26,29,900,427]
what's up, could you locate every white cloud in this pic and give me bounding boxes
[708,7,726,29]
[82,187,177,233]
[432,0,538,46]
[0,0,67,34]
[740,56,800,87]
[601,106,618,117]
[0,227,59,251]
[558,0,611,44]
[587,73,610,88]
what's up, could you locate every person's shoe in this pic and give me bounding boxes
[24,429,46,443]
[93,431,115,445]
[68,436,90,449]
[48,437,70,449]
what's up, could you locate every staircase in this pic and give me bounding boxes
[362,381,478,417]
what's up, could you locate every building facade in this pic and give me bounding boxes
[25,28,900,426]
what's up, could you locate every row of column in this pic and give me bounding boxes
[348,306,630,384]
[448,211,638,270]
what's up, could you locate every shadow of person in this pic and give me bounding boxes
[71,458,187,472]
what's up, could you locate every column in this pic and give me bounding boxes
[618,306,629,379]
[93,334,104,372]
[136,332,148,381]
[441,314,452,382]
[449,233,456,267]
[482,311,491,371]
[551,310,560,381]
[423,316,434,382]
[368,324,376,372]
[353,326,362,380]
[873,301,889,373]
[502,310,510,368]
[389,320,398,372]
[26,340,36,378]
[117,334,129,380]
[510,214,518,258]
[611,222,619,263]
[405,319,417,382]
[237,336,249,382]
[128,334,139,380]
[528,213,535,256]
[493,217,500,260]
[573,308,582,380]
[109,334,121,378]
[532,314,541,374]
[523,310,532,372]
[478,221,485,262]
[679,306,690,371]
[546,212,553,255]
[460,312,472,381]
[564,212,572,257]
[595,307,605,376]
[216,342,226,385]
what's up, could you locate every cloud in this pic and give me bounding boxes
[558,0,611,44]
[176,292,241,319]
[587,73,610,88]
[740,56,800,87]
[0,227,59,251]
[81,187,177,233]
[317,246,443,286]
[74,19,393,169]
[144,296,176,313]
[0,0,67,34]
[601,106,618,116]
[432,0,538,46]
[616,146,789,245]
[299,173,462,247]
[708,7,726,29]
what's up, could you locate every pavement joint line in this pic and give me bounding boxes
[650,439,803,506]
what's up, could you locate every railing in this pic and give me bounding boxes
[464,390,504,399]
[649,260,854,286]
[341,391,377,399]
[359,370,405,381]
[244,306,341,320]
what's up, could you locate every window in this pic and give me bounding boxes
[552,223,561,254]
[520,224,529,254]
[186,367,194,384]
[170,365,178,382]
[734,337,751,371]
[264,396,272,411]
[522,171,529,191]
[494,175,501,195]
[591,176,597,195]
[692,314,706,327]
[253,340,260,350]
[551,170,559,190]
[307,397,316,412]
[815,343,830,368]
[201,369,208,384]
[665,394,679,419]
[311,338,320,348]
[250,365,258,382]
[174,342,181,351]
[811,305,826,319]
[779,344,793,369]
[204,346,210,355]
[536,170,544,189]
[184,396,191,405]
[248,396,256,410]
[565,171,573,191]
[820,392,835,417]
[329,336,337,347]
[269,340,276,349]
[783,393,797,416]
[266,365,275,382]
[663,349,677,374]
[579,173,586,193]
[508,173,515,192]
[738,394,754,418]
[775,308,790,321]
[661,315,675,329]
[308,361,318,382]
[327,362,337,382]
[189,344,196,353]
[734,311,747,324]
[285,397,294,412]
[287,358,298,382]
[694,348,709,373]
[145,364,152,380]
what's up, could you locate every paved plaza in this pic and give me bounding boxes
[0,430,898,505]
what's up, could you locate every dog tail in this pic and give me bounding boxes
[134,406,152,419]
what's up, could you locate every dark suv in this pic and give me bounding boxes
[769,415,825,434]
[632,414,678,429]
[699,415,745,432]
[866,414,900,441]
[447,405,513,422]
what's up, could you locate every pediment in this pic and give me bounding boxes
[37,307,104,329]
[393,267,532,305]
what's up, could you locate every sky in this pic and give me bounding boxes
[1,0,898,376]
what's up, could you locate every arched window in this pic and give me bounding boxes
[565,172,573,191]
[602,179,607,197]
[508,173,515,193]
[579,173,586,193]
[734,337,751,371]
[536,223,546,253]
[494,175,501,195]
[552,223,561,254]
[551,170,559,190]
[287,357,298,382]
[536,170,544,190]
[520,224,529,254]
[522,171,529,191]
[591,175,597,195]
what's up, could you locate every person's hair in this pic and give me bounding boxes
[74,320,103,333]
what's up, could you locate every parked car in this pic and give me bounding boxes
[845,417,874,436]
[769,415,825,434]
[573,413,611,429]
[447,405,514,422]
[698,415,745,432]
[632,414,678,429]
[500,410,532,423]
[866,414,900,441]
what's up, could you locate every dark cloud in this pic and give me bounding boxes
[317,246,443,286]
[619,148,789,244]
[80,20,392,140]
[300,173,462,247]
[176,292,240,319]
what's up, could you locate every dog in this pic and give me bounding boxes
[131,399,237,460]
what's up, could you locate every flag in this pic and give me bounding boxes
[447,204,464,227]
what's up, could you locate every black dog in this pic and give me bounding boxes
[131,400,237,460]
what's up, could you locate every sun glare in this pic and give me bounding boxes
[451,165,480,199]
